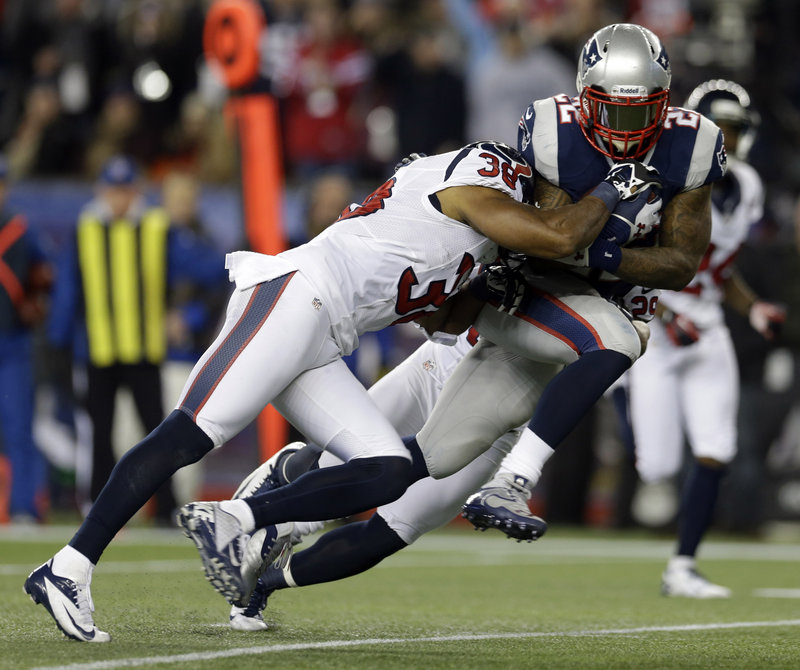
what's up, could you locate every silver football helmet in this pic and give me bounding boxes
[684,79,759,160]
[576,23,671,160]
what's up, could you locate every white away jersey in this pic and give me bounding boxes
[226,142,531,355]
[659,157,764,328]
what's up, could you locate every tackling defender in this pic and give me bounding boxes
[24,139,654,641]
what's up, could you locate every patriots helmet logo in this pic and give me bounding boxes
[518,115,531,152]
[717,144,728,174]
[655,44,671,74]
[581,38,602,76]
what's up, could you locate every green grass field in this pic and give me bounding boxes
[3,523,800,669]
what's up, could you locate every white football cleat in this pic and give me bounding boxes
[661,567,732,598]
[229,579,272,631]
[24,559,111,642]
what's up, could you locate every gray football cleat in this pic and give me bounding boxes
[462,476,547,542]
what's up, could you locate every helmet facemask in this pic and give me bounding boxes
[579,86,669,159]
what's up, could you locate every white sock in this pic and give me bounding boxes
[52,545,93,582]
[493,428,555,489]
[667,555,695,573]
[282,556,298,588]
[219,499,256,534]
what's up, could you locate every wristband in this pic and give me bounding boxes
[587,238,622,273]
[588,182,621,211]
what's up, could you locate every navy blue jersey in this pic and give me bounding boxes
[517,94,726,206]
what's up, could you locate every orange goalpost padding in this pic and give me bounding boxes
[204,0,289,462]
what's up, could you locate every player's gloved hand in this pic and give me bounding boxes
[394,152,427,172]
[749,300,786,340]
[661,308,701,346]
[586,238,622,273]
[590,161,662,210]
[600,189,664,245]
[469,254,528,316]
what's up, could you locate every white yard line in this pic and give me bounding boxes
[753,588,800,598]
[29,619,800,670]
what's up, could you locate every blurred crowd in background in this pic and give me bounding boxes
[2,0,800,536]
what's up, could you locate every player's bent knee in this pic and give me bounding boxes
[351,455,414,506]
[598,322,645,364]
[695,453,734,469]
[157,409,215,466]
[636,462,680,485]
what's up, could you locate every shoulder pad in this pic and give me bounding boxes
[439,141,534,203]
[645,108,727,200]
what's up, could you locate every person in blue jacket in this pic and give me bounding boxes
[0,155,53,522]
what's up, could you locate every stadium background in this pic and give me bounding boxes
[2,0,800,534]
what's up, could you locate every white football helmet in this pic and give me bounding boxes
[684,79,759,160]
[576,23,671,160]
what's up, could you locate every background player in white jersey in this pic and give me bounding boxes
[626,80,786,598]
[25,139,654,642]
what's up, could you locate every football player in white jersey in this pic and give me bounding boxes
[625,80,785,598]
[25,139,656,641]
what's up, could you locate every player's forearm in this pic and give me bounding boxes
[414,290,483,336]
[723,271,758,317]
[508,197,611,258]
[613,246,698,290]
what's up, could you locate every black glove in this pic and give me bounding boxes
[662,308,701,346]
[470,256,528,316]
[394,152,427,172]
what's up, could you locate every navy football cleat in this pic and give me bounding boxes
[462,477,548,542]
[232,442,306,499]
[24,560,111,642]
[178,502,293,606]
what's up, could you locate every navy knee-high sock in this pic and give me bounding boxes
[261,514,407,591]
[677,461,725,557]
[70,410,214,563]
[610,384,637,459]
[245,455,414,528]
[529,350,632,447]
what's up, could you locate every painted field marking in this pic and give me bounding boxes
[29,619,800,670]
[753,588,800,598]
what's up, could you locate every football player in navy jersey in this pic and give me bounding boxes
[461,22,726,536]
